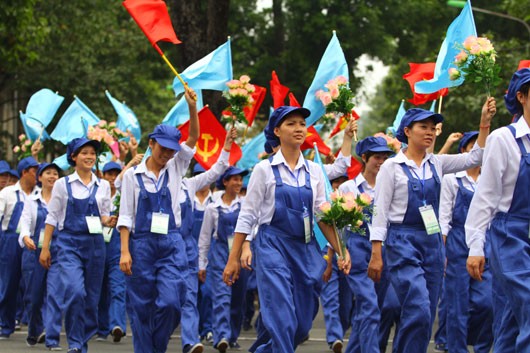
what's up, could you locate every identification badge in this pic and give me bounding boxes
[151,212,169,235]
[85,216,103,234]
[303,208,311,244]
[38,229,44,249]
[419,205,441,235]
[102,227,113,243]
[228,235,234,252]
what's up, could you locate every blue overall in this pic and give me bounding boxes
[21,241,36,325]
[97,211,127,338]
[433,279,447,347]
[445,177,493,353]
[378,282,400,353]
[210,202,249,345]
[179,188,201,350]
[126,173,188,353]
[320,253,353,345]
[0,190,24,336]
[487,125,530,353]
[253,159,326,353]
[57,176,105,352]
[385,161,445,353]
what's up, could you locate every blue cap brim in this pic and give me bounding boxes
[155,137,181,152]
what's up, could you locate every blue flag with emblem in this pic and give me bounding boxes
[162,90,204,127]
[51,96,100,144]
[172,39,232,96]
[415,1,476,94]
[303,31,349,127]
[105,90,142,142]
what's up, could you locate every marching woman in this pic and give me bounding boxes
[198,167,248,353]
[339,136,394,353]
[367,97,496,353]
[223,106,351,353]
[118,88,199,353]
[439,131,493,353]
[466,68,530,352]
[39,138,113,353]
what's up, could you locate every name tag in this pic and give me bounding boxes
[86,216,103,234]
[228,235,234,252]
[151,212,169,235]
[303,208,311,244]
[102,227,113,243]
[419,205,441,235]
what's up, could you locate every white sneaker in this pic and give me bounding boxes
[331,340,343,353]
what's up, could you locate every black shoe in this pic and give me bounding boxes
[67,349,81,353]
[37,332,46,344]
[184,343,204,353]
[229,341,242,350]
[434,343,448,352]
[111,326,124,343]
[26,336,38,347]
[0,334,9,340]
[216,339,229,353]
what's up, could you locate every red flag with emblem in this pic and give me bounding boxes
[270,71,290,108]
[243,85,266,127]
[179,106,242,169]
[301,126,331,155]
[329,109,360,138]
[403,63,448,106]
[518,60,530,70]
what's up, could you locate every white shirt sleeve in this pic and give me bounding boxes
[323,151,351,180]
[171,143,195,177]
[0,187,7,221]
[438,143,484,174]
[186,150,230,198]
[45,178,66,227]
[198,204,216,270]
[235,162,267,235]
[117,168,135,232]
[98,180,112,217]
[370,161,395,242]
[18,200,35,248]
[439,174,457,236]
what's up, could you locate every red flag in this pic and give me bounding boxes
[301,126,331,155]
[243,85,266,127]
[403,63,448,106]
[123,0,181,53]
[347,157,363,180]
[329,110,360,138]
[270,71,290,108]
[179,107,242,169]
[518,60,530,70]
[288,92,301,107]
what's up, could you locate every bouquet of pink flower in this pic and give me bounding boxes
[449,35,501,96]
[373,132,402,153]
[316,76,357,139]
[87,120,126,158]
[318,190,372,258]
[222,75,255,126]
[12,134,34,159]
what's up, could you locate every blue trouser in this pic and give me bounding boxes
[58,233,105,352]
[385,225,445,353]
[320,256,353,345]
[26,248,46,339]
[45,243,63,348]
[21,248,36,325]
[379,282,400,353]
[126,231,188,353]
[244,270,257,326]
[491,270,518,353]
[181,263,200,349]
[198,272,213,337]
[0,230,23,336]
[433,278,447,346]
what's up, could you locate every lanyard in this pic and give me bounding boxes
[285,164,307,212]
[410,163,427,206]
[147,173,165,212]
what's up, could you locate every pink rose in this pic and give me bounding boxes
[359,193,372,205]
[98,120,107,128]
[13,146,20,153]
[463,36,478,51]
[330,87,340,99]
[319,201,332,213]
[477,37,494,53]
[343,200,356,212]
[239,75,251,84]
[109,121,116,127]
[226,80,240,89]
[330,190,340,202]
[356,220,363,227]
[343,192,356,204]
[25,139,32,146]
[324,82,338,92]
[320,92,332,106]
[315,89,324,99]
[335,76,348,85]
[454,50,468,65]
[18,134,26,141]
[449,68,461,81]
[469,44,482,55]
[21,145,27,152]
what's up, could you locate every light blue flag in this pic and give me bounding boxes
[415,1,476,94]
[162,91,204,127]
[172,39,232,96]
[97,152,114,171]
[312,144,333,250]
[387,100,406,136]
[53,154,71,171]
[429,100,437,113]
[105,90,142,142]
[50,96,100,144]
[20,112,51,142]
[236,132,266,172]
[303,31,349,127]
[25,89,64,128]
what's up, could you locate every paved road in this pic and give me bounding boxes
[0,308,442,353]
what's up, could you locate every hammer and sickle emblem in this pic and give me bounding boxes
[196,133,220,162]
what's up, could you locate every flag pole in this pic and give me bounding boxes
[437,95,443,114]
[153,44,197,101]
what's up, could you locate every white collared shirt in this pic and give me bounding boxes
[0,182,36,231]
[323,151,351,180]
[439,171,478,236]
[466,118,530,256]
[339,173,375,199]
[235,149,327,236]
[198,194,242,270]
[371,144,483,242]
[194,191,213,212]
[19,189,49,247]
[117,143,194,232]
[46,171,111,230]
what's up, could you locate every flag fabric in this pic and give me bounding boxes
[301,126,331,155]
[313,144,333,198]
[21,89,64,141]
[346,157,363,180]
[303,31,349,127]
[243,85,266,127]
[270,71,290,108]
[52,154,70,171]
[236,132,266,171]
[122,0,181,48]
[387,100,407,136]
[179,106,242,169]
[288,92,301,107]
[329,110,360,138]
[50,96,100,144]
[162,91,204,127]
[105,90,142,142]
[172,40,232,96]
[415,1,476,94]
[20,112,51,142]
[429,100,437,113]
[518,60,530,70]
[403,63,449,105]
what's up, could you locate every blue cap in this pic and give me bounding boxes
[66,138,101,166]
[458,131,479,153]
[102,161,122,173]
[193,164,206,175]
[215,167,249,190]
[264,141,274,154]
[265,106,311,142]
[8,169,19,179]
[396,108,444,143]
[0,160,10,174]
[148,125,182,152]
[17,156,39,176]
[36,163,61,187]
[355,137,394,156]
[505,68,530,116]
